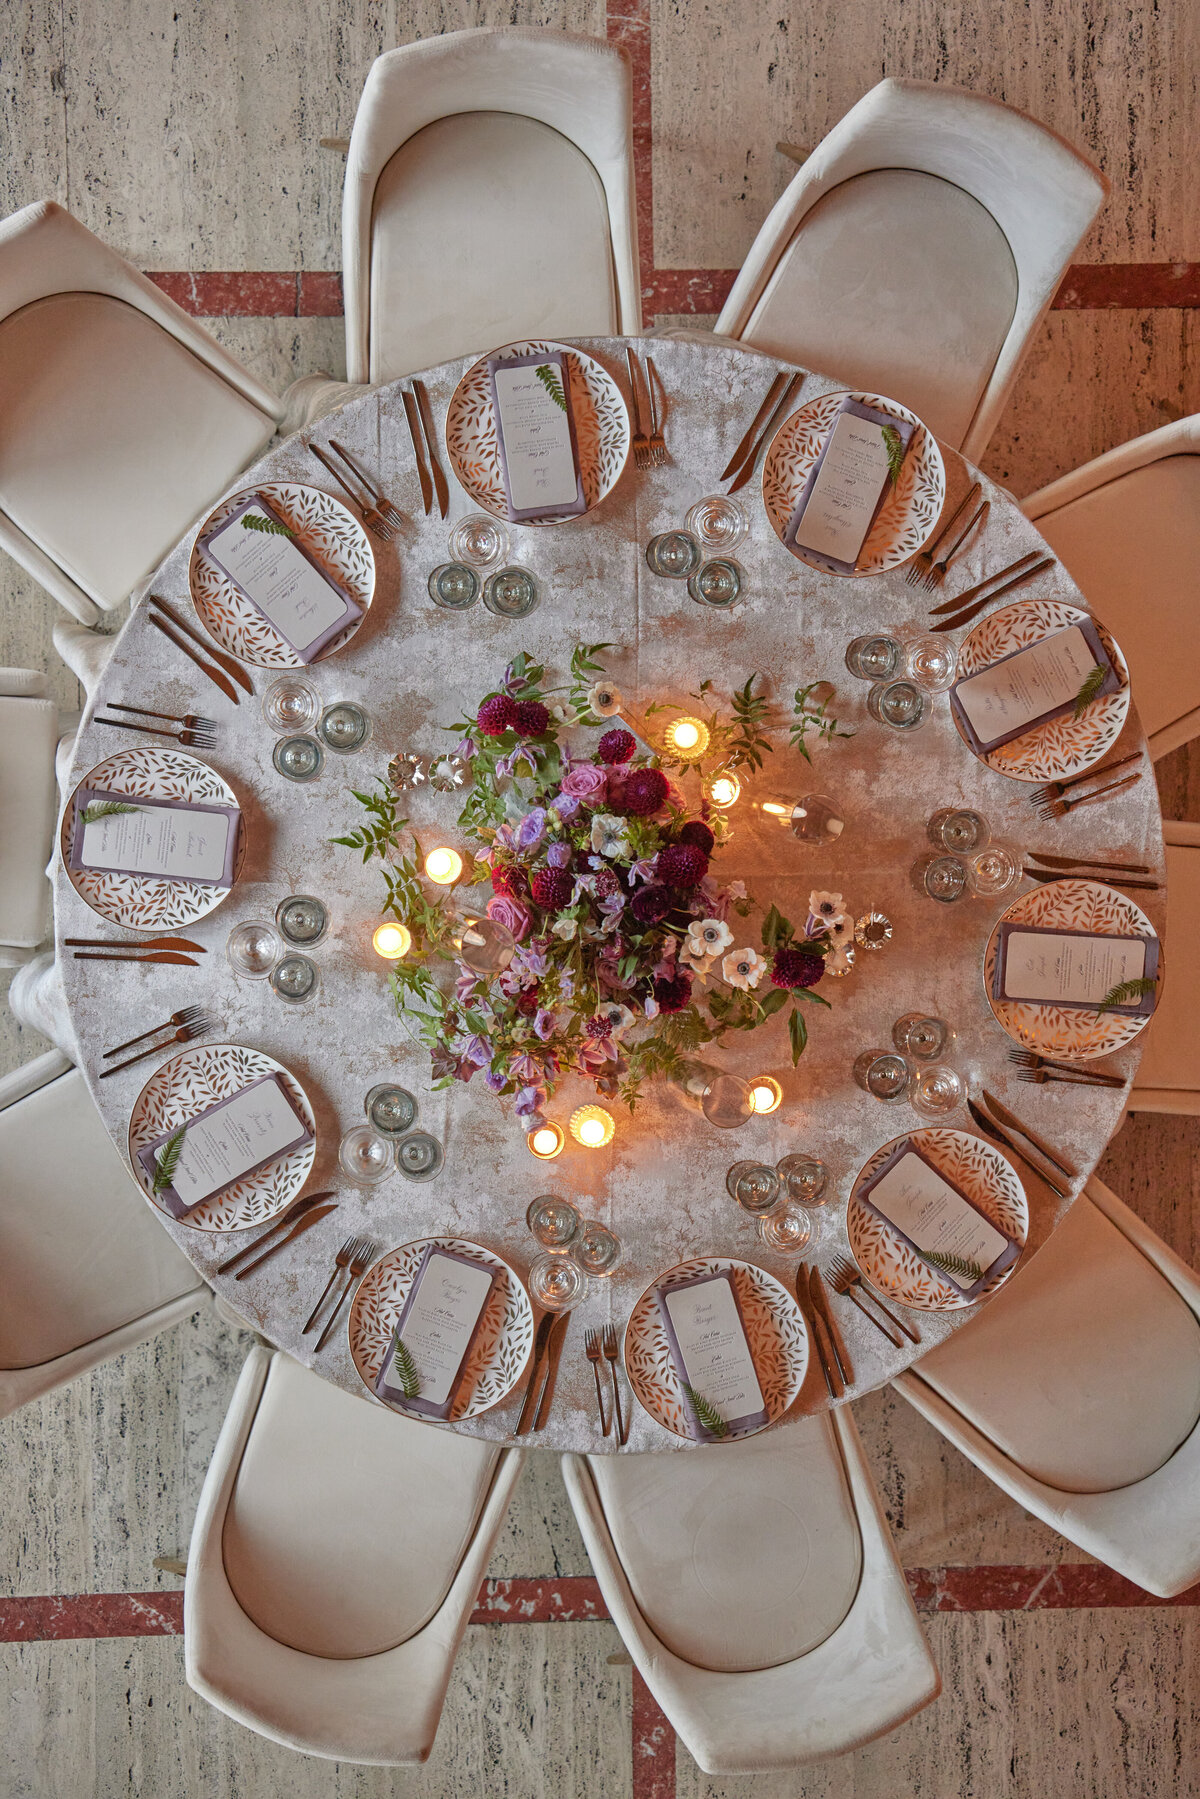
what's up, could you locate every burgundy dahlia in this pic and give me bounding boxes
[597,727,636,765]
[630,885,671,926]
[490,863,528,900]
[592,867,622,900]
[477,694,518,736]
[585,1013,614,1040]
[652,973,693,1013]
[620,767,669,816]
[514,987,540,1016]
[529,866,573,911]
[771,946,825,990]
[514,699,550,737]
[656,842,709,888]
[677,819,715,855]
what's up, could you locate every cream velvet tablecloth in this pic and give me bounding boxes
[56,337,1164,1451]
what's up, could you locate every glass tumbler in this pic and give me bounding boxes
[867,680,931,730]
[776,1153,829,1205]
[270,953,319,1003]
[645,531,701,578]
[571,1221,623,1277]
[687,558,742,608]
[226,920,281,979]
[395,1132,444,1181]
[845,635,901,681]
[892,1014,953,1060]
[928,808,990,854]
[757,1204,813,1254]
[904,634,959,692]
[448,514,510,569]
[966,846,1021,896]
[483,567,539,617]
[262,674,321,735]
[338,1124,392,1186]
[676,1062,754,1128]
[427,563,480,610]
[791,793,845,844]
[276,894,328,946]
[528,1252,588,1312]
[318,701,371,754]
[365,1084,417,1136]
[910,1063,966,1118]
[526,1195,580,1250]
[853,1050,913,1101]
[726,1162,783,1215]
[685,494,748,552]
[911,852,968,904]
[272,734,324,782]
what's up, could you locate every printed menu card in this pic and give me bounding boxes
[950,620,1120,755]
[784,396,915,574]
[993,921,1158,1014]
[375,1246,498,1417]
[70,788,241,886]
[656,1270,768,1439]
[137,1073,312,1219]
[487,351,587,522]
[858,1139,1020,1301]
[199,493,362,662]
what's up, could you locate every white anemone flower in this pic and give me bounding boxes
[587,681,624,718]
[808,889,846,924]
[680,944,715,980]
[595,1001,635,1037]
[722,946,767,991]
[687,917,733,958]
[550,916,577,941]
[590,812,631,858]
[826,911,854,945]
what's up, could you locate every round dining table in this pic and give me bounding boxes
[54,334,1165,1452]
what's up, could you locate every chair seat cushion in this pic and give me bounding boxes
[1036,456,1200,745]
[0,1069,200,1369]
[744,168,1018,450]
[222,1355,502,1658]
[914,1196,1200,1493]
[0,292,274,610]
[588,1414,862,1673]
[0,693,57,948]
[369,111,617,383]
[1132,840,1200,1094]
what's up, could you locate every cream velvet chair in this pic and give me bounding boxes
[1127,820,1200,1115]
[1024,414,1200,759]
[342,28,641,385]
[0,667,58,967]
[0,201,285,627]
[561,1411,939,1774]
[185,1346,525,1764]
[715,79,1107,461]
[0,1049,207,1417]
[893,1177,1200,1597]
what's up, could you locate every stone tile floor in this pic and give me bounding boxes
[3,2,1200,1794]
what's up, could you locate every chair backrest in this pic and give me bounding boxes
[1130,821,1200,1113]
[716,79,1107,461]
[0,672,57,957]
[342,28,641,383]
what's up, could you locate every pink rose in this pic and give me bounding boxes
[487,894,531,941]
[560,762,608,802]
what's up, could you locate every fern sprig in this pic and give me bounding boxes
[152,1124,187,1195]
[388,1337,421,1399]
[881,423,905,486]
[1073,663,1108,719]
[1097,976,1157,1013]
[534,363,568,413]
[243,511,294,537]
[918,1248,985,1286]
[82,800,140,825]
[681,1384,729,1439]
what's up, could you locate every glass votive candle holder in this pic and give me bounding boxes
[928,808,990,853]
[776,1153,829,1205]
[526,1194,580,1250]
[892,1013,954,1060]
[703,768,741,808]
[687,557,742,608]
[226,920,281,979]
[791,792,845,845]
[966,845,1021,896]
[527,1121,565,1160]
[272,734,324,782]
[483,567,539,617]
[867,679,931,730]
[270,953,319,1004]
[338,1124,392,1186]
[910,1063,966,1118]
[318,701,371,754]
[569,1104,615,1148]
[570,1220,623,1277]
[903,634,959,692]
[748,1076,783,1115]
[726,1161,783,1214]
[685,494,748,552]
[365,1083,417,1136]
[372,921,412,960]
[911,852,968,904]
[275,894,328,947]
[262,674,321,734]
[757,1203,813,1254]
[853,1050,913,1102]
[448,514,509,569]
[845,634,901,681]
[428,562,480,610]
[528,1252,588,1312]
[424,846,464,886]
[661,716,710,760]
[395,1132,444,1181]
[645,530,701,578]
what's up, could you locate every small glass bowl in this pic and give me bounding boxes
[448,514,510,569]
[757,1204,814,1254]
[483,567,539,617]
[892,1014,954,1060]
[570,1220,623,1277]
[427,562,480,610]
[275,894,328,947]
[262,674,321,735]
[867,679,931,730]
[365,1084,417,1136]
[928,808,990,853]
[226,920,281,979]
[528,1252,588,1312]
[726,1161,783,1215]
[685,495,748,552]
[853,1050,913,1101]
[526,1194,580,1250]
[845,635,901,681]
[910,1063,966,1118]
[776,1153,828,1205]
[318,701,371,754]
[645,531,701,578]
[904,634,959,692]
[687,558,742,608]
[338,1124,392,1186]
[395,1132,444,1181]
[270,953,319,1004]
[911,852,968,904]
[967,846,1021,896]
[272,734,324,782]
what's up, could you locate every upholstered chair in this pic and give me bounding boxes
[1126,821,1200,1115]
[0,667,59,967]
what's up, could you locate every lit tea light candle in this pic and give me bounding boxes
[372,921,412,960]
[755,794,798,826]
[424,845,464,885]
[663,716,710,761]
[704,769,741,808]
[527,1122,565,1160]
[569,1104,615,1148]
[749,1076,783,1115]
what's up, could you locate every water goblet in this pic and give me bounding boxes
[928,808,990,853]
[448,514,510,569]
[845,635,901,681]
[910,1063,966,1118]
[528,1252,588,1312]
[571,1221,623,1277]
[645,530,700,578]
[226,920,281,979]
[776,1153,829,1205]
[427,563,480,610]
[272,734,324,783]
[270,953,319,1004]
[726,1162,782,1215]
[318,701,371,754]
[338,1124,392,1186]
[275,894,328,947]
[892,1014,954,1061]
[757,1204,814,1253]
[867,679,931,730]
[967,845,1021,896]
[791,793,845,844]
[911,852,968,904]
[395,1132,444,1181]
[365,1084,417,1136]
[685,494,748,552]
[526,1195,580,1250]
[262,674,321,734]
[904,634,959,692]
[853,1050,913,1102]
[483,567,539,617]
[687,557,742,608]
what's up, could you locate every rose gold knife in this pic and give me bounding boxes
[808,1266,854,1387]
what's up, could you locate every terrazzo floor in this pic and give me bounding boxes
[3,3,1200,1795]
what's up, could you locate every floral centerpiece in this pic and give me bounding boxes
[335,648,841,1123]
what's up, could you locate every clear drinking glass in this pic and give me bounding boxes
[726,1162,783,1214]
[910,1063,966,1118]
[338,1124,393,1186]
[791,793,845,844]
[845,635,901,681]
[270,953,319,1003]
[904,634,959,692]
[776,1153,829,1205]
[483,567,539,617]
[757,1204,813,1253]
[927,808,990,853]
[645,531,701,578]
[272,734,324,782]
[571,1221,623,1277]
[528,1252,588,1312]
[427,563,480,610]
[687,558,742,608]
[262,674,321,734]
[966,846,1021,896]
[318,701,371,753]
[853,1050,913,1101]
[454,911,515,976]
[275,894,328,946]
[226,920,281,978]
[867,679,931,730]
[365,1084,417,1136]
[892,1014,953,1060]
[685,494,748,552]
[395,1132,444,1181]
[448,514,510,569]
[911,852,968,904]
[676,1062,754,1128]
[526,1195,580,1250]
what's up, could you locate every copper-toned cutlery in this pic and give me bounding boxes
[73,949,199,966]
[627,346,651,471]
[94,715,217,750]
[645,355,668,465]
[930,554,1055,632]
[981,1087,1077,1181]
[401,387,434,514]
[1035,771,1142,822]
[98,1015,213,1077]
[106,702,217,732]
[534,1310,572,1430]
[1027,753,1143,810]
[217,1190,339,1276]
[808,1265,853,1386]
[584,1327,612,1434]
[515,1310,557,1434]
[905,482,981,588]
[69,938,204,957]
[413,380,449,518]
[919,497,990,591]
[315,1237,377,1352]
[102,1003,208,1057]
[602,1323,629,1444]
[726,372,803,495]
[796,1266,842,1397]
[307,442,395,540]
[967,1097,1070,1201]
[328,439,404,530]
[826,1255,917,1347]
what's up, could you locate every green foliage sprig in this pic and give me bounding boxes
[789,682,855,765]
[1097,976,1157,1013]
[534,363,568,413]
[242,512,294,536]
[388,1338,421,1398]
[881,423,904,486]
[1073,664,1109,719]
[919,1249,984,1286]
[82,800,139,825]
[682,1384,729,1439]
[152,1124,187,1194]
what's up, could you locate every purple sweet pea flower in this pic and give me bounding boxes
[547,840,572,869]
[502,660,525,696]
[454,967,480,1004]
[455,735,477,762]
[514,940,549,978]
[599,890,626,916]
[534,1008,558,1041]
[630,856,657,885]
[465,1035,491,1068]
[517,807,547,852]
[493,823,517,852]
[509,1054,542,1084]
[514,1083,548,1118]
[484,1069,506,1093]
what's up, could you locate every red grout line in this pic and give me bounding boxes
[631,1669,677,1799]
[469,1575,609,1624]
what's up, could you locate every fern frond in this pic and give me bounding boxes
[682,1383,729,1438]
[389,1337,421,1398]
[534,363,568,413]
[881,424,904,486]
[152,1124,187,1194]
[242,511,294,536]
[82,800,139,825]
[1073,663,1108,719]
[918,1248,984,1285]
[1097,976,1157,1013]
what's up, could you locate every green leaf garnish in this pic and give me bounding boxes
[918,1248,984,1285]
[789,681,855,765]
[534,363,568,413]
[881,423,905,486]
[82,800,140,825]
[1097,976,1157,1013]
[681,1384,729,1439]
[152,1124,187,1194]
[242,511,294,536]
[388,1337,421,1399]
[1072,663,1108,719]
[788,1006,808,1063]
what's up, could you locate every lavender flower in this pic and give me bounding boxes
[547,840,572,869]
[465,1035,491,1068]
[516,807,547,851]
[551,792,581,822]
[534,1008,558,1041]
[484,1069,506,1093]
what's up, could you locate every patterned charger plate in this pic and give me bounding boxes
[348,1237,534,1420]
[848,1128,1028,1313]
[128,1043,316,1232]
[188,482,375,667]
[61,746,245,930]
[954,598,1131,782]
[444,340,630,525]
[761,389,945,575]
[624,1257,809,1440]
[984,877,1157,1060]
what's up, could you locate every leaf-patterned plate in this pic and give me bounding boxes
[848,1128,1028,1312]
[954,598,1130,782]
[984,877,1157,1059]
[188,482,375,667]
[61,747,245,930]
[444,341,630,526]
[127,1043,316,1231]
[624,1257,808,1441]
[348,1238,534,1419]
[761,390,945,576]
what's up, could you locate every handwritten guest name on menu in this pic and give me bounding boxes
[154,1077,309,1210]
[203,504,354,658]
[790,411,896,565]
